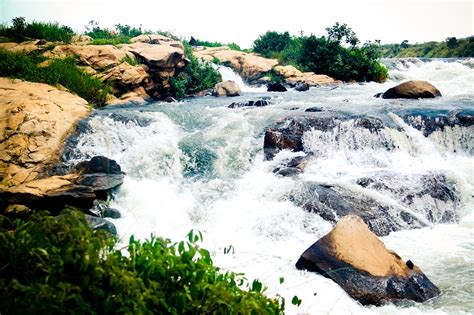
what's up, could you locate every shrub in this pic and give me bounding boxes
[0,211,284,314]
[0,17,74,42]
[193,39,243,51]
[170,43,222,98]
[0,49,110,106]
[253,31,291,58]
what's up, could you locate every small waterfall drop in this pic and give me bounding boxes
[216,65,266,92]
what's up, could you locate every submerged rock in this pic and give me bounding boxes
[296,215,440,305]
[228,99,270,108]
[295,82,310,91]
[267,82,287,92]
[214,80,241,97]
[381,80,441,99]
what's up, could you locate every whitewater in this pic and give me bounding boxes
[64,58,474,314]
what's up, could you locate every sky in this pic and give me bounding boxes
[1,0,473,48]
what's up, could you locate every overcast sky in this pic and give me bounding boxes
[1,0,472,47]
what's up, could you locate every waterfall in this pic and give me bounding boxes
[216,65,266,92]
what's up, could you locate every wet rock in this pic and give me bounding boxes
[103,208,121,219]
[400,109,474,136]
[214,80,241,97]
[84,214,117,235]
[267,82,287,92]
[165,96,177,103]
[305,107,323,112]
[228,99,270,108]
[74,156,123,175]
[289,182,426,236]
[296,215,440,305]
[295,82,310,92]
[382,80,441,99]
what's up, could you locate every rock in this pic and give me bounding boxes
[295,215,440,305]
[305,107,323,112]
[194,46,278,81]
[228,99,270,108]
[84,214,117,235]
[0,41,40,53]
[267,83,287,92]
[214,80,241,97]
[382,80,441,99]
[289,182,426,236]
[195,88,214,97]
[274,65,339,87]
[0,78,90,188]
[71,34,93,44]
[106,87,151,106]
[130,34,174,45]
[103,208,121,219]
[74,156,123,175]
[295,82,309,92]
[98,62,151,90]
[165,96,177,103]
[45,45,129,70]
[121,42,185,69]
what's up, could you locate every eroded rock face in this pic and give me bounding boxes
[382,80,441,99]
[0,78,90,187]
[194,46,278,81]
[214,80,241,97]
[296,215,440,305]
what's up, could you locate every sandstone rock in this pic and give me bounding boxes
[382,80,441,99]
[121,42,185,69]
[214,80,241,97]
[131,34,174,44]
[0,78,90,187]
[45,44,129,69]
[195,46,278,81]
[98,62,151,89]
[0,42,40,53]
[106,87,151,106]
[274,65,339,86]
[71,34,93,44]
[267,82,287,92]
[295,215,440,305]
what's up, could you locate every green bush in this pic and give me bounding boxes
[170,43,222,98]
[251,24,388,82]
[253,31,291,58]
[193,39,243,51]
[0,49,110,106]
[0,211,284,314]
[0,17,74,42]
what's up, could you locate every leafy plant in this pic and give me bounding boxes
[0,211,284,314]
[253,31,291,58]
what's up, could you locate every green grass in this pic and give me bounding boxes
[120,55,140,66]
[0,211,285,314]
[89,37,131,46]
[0,49,110,106]
[0,17,74,43]
[194,39,243,51]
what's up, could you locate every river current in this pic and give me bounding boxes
[64,58,473,314]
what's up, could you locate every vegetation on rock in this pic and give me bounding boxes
[0,211,284,314]
[252,23,388,82]
[170,43,222,99]
[0,17,74,43]
[0,49,110,106]
[193,38,244,51]
[380,36,474,58]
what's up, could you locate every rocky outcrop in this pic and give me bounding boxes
[194,46,278,81]
[381,80,441,99]
[131,34,174,44]
[0,156,124,213]
[274,65,338,87]
[0,41,44,53]
[98,62,153,97]
[0,78,90,187]
[214,80,241,97]
[295,215,440,305]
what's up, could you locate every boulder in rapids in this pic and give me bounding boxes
[267,82,287,92]
[296,215,440,305]
[214,80,241,97]
[381,80,441,99]
[228,99,271,108]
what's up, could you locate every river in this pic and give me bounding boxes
[64,58,473,314]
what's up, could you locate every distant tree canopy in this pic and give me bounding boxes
[380,36,474,58]
[251,23,388,82]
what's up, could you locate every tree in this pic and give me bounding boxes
[325,22,359,46]
[446,37,458,49]
[252,31,291,57]
[400,40,409,49]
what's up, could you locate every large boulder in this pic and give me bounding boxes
[214,80,241,97]
[194,46,278,81]
[296,215,440,305]
[267,82,287,92]
[0,78,90,187]
[382,80,441,99]
[130,34,174,44]
[121,42,185,69]
[98,62,152,92]
[274,65,338,87]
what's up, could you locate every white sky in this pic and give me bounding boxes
[1,0,473,48]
